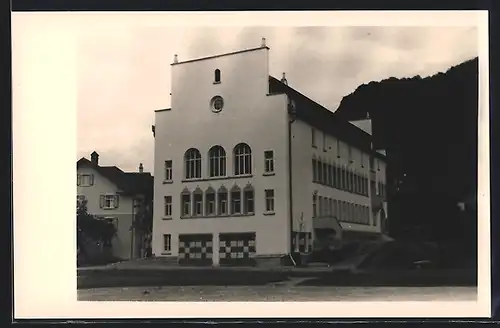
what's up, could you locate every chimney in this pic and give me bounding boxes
[173,54,178,64]
[139,163,144,173]
[261,37,266,47]
[281,72,288,85]
[90,151,99,166]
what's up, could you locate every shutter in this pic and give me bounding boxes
[114,195,119,208]
[90,174,95,186]
[77,174,81,186]
[100,195,105,208]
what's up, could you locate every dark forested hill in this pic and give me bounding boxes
[335,58,478,245]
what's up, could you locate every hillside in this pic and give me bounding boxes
[335,57,478,245]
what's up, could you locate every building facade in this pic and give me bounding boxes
[77,152,153,260]
[152,40,387,266]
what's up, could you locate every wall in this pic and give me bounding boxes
[291,119,382,236]
[153,47,291,258]
[77,165,135,260]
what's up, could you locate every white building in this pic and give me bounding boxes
[77,151,153,260]
[152,39,387,266]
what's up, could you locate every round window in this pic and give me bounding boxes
[210,96,224,113]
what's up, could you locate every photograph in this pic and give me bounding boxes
[12,10,490,319]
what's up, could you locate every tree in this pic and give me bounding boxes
[77,199,117,259]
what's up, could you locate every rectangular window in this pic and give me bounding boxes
[318,160,323,183]
[206,193,215,215]
[323,162,329,185]
[311,128,317,147]
[165,160,173,181]
[181,194,191,216]
[318,196,323,217]
[193,193,203,216]
[163,234,171,252]
[312,194,317,217]
[312,158,317,182]
[341,167,346,189]
[264,150,275,173]
[100,194,119,209]
[78,174,94,187]
[164,196,172,217]
[218,192,228,215]
[322,132,327,151]
[231,190,241,214]
[265,189,275,212]
[243,189,254,214]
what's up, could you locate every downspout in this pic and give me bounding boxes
[287,99,296,257]
[130,197,135,260]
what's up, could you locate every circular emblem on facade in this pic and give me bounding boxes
[210,96,224,113]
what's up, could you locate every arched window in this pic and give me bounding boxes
[205,187,216,216]
[193,187,203,216]
[217,186,228,216]
[181,188,191,217]
[208,145,226,177]
[233,143,252,176]
[184,148,201,179]
[243,184,254,215]
[214,69,221,83]
[230,185,241,215]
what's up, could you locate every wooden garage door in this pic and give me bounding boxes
[219,232,256,266]
[178,234,213,266]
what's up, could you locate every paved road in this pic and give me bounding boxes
[78,279,477,302]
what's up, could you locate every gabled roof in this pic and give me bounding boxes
[268,76,385,160]
[77,157,153,196]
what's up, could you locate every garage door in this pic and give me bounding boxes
[219,232,256,266]
[178,234,213,266]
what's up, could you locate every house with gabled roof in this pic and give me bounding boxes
[77,151,153,260]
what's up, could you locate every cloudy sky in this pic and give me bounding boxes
[76,18,479,175]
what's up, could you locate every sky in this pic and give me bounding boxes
[76,22,479,175]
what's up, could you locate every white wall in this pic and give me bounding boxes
[153,47,291,258]
[77,165,135,259]
[291,119,381,235]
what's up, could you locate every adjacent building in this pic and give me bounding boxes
[77,151,153,260]
[152,39,387,266]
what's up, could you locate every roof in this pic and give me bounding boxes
[77,158,153,196]
[268,76,385,160]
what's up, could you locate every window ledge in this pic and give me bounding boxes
[263,172,275,177]
[263,211,275,216]
[161,252,172,256]
[312,145,318,149]
[163,180,173,184]
[181,174,253,183]
[213,81,221,85]
[162,217,173,220]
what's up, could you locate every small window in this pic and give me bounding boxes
[218,188,228,215]
[165,160,173,181]
[243,187,254,214]
[264,150,275,173]
[231,188,241,215]
[193,189,203,216]
[78,174,94,187]
[164,196,172,217]
[311,128,317,148]
[163,234,171,252]
[100,194,119,209]
[205,188,216,216]
[181,191,191,217]
[265,189,275,212]
[214,69,221,83]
